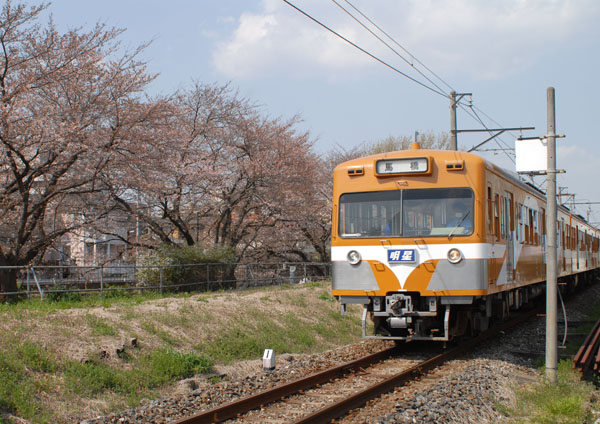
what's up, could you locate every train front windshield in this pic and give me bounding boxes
[339,188,474,238]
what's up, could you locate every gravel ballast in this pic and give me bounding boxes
[82,281,600,424]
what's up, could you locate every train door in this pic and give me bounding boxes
[503,192,514,283]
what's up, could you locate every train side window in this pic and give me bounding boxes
[570,226,573,249]
[533,210,540,245]
[524,207,529,243]
[531,210,536,245]
[568,226,572,249]
[494,194,500,240]
[508,193,515,232]
[528,209,533,244]
[518,204,525,242]
[541,208,546,236]
[487,186,493,233]
[515,203,520,241]
[500,196,506,239]
[568,225,573,250]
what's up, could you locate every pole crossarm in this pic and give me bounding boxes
[458,127,535,134]
[467,127,535,152]
[450,92,472,105]
[518,134,566,141]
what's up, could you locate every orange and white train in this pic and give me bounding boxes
[331,144,600,341]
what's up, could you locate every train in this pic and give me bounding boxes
[331,143,600,342]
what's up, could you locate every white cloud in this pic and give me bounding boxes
[212,0,599,81]
[212,2,374,80]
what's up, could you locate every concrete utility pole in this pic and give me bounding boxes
[449,91,473,151]
[450,91,458,150]
[546,87,558,384]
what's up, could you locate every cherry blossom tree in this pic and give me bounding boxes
[104,82,319,269]
[0,1,156,293]
[102,83,252,250]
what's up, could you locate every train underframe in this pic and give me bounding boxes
[346,270,598,342]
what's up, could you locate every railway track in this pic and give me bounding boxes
[172,306,540,424]
[573,317,600,379]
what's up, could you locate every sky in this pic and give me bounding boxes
[35,0,600,224]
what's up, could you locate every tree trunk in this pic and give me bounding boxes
[221,263,237,290]
[0,267,19,298]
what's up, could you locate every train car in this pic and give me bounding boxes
[331,143,600,341]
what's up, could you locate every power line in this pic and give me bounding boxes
[332,0,451,96]
[333,0,511,143]
[326,0,514,157]
[283,0,535,167]
[332,1,523,159]
[281,0,447,97]
[467,105,516,163]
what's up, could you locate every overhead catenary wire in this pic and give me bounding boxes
[340,0,456,94]
[324,0,522,158]
[281,0,447,98]
[284,0,555,188]
[333,0,508,143]
[466,105,516,163]
[331,0,450,97]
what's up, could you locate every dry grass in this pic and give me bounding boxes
[0,282,363,423]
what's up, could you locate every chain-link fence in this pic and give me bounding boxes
[0,262,331,300]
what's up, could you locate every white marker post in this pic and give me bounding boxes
[263,349,275,371]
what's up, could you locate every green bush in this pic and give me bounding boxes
[136,245,235,292]
[45,284,82,303]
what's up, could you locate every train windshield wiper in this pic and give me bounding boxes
[448,210,471,238]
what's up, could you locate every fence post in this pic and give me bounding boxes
[26,267,31,300]
[206,263,210,290]
[30,267,44,301]
[100,266,104,298]
[303,263,307,282]
[159,266,164,295]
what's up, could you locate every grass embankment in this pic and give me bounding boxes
[499,303,600,423]
[0,282,363,423]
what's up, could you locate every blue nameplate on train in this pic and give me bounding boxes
[387,249,416,263]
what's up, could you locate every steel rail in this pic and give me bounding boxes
[173,307,540,424]
[573,317,600,377]
[293,307,541,424]
[171,346,398,424]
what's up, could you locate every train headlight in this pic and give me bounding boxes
[347,250,362,265]
[447,248,463,264]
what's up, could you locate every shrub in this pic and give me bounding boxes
[45,284,82,303]
[136,245,235,292]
